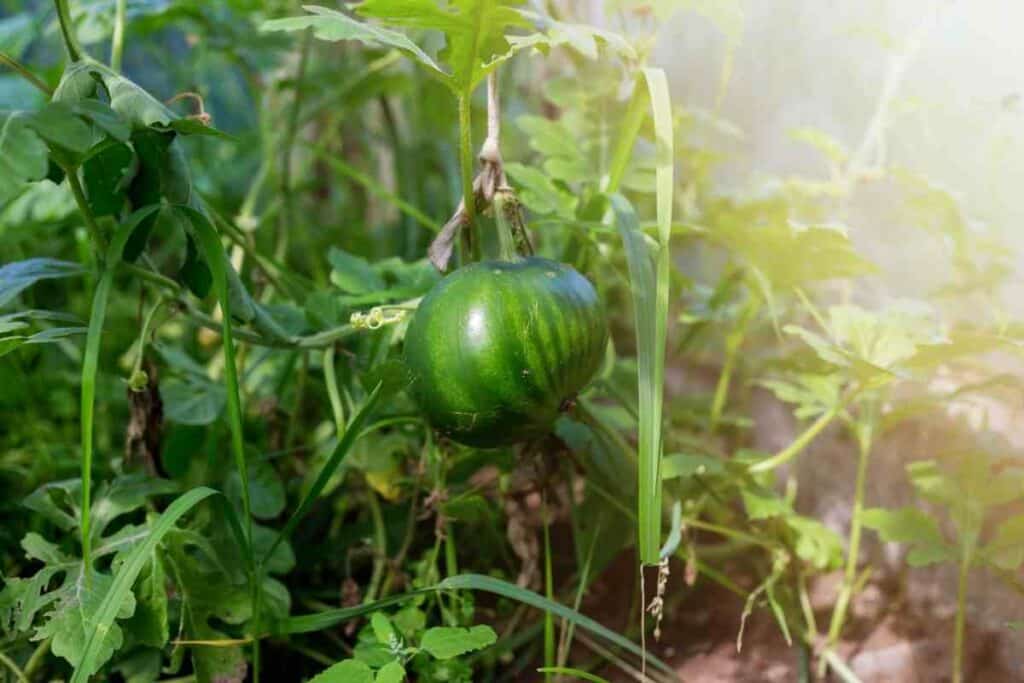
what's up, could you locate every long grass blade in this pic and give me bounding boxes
[645,67,674,565]
[274,573,677,677]
[308,143,441,233]
[273,589,435,634]
[602,77,647,195]
[72,487,218,682]
[183,205,263,678]
[608,67,674,567]
[263,382,384,564]
[612,195,661,566]
[184,207,253,549]
[438,574,677,677]
[79,205,161,576]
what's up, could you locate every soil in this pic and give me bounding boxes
[579,557,1022,682]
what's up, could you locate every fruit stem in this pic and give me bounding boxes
[492,188,523,261]
[457,92,477,261]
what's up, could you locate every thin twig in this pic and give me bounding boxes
[0,50,52,95]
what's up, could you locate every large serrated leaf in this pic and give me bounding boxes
[261,5,445,77]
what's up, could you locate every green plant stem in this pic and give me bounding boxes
[53,0,84,62]
[23,637,50,680]
[542,497,554,683]
[323,346,345,433]
[457,92,476,260]
[0,50,52,94]
[284,350,309,450]
[131,296,167,377]
[0,651,28,683]
[109,0,126,71]
[278,29,322,284]
[952,542,972,683]
[363,488,387,604]
[825,401,877,654]
[121,262,365,349]
[709,296,758,433]
[748,405,840,474]
[682,517,776,550]
[65,168,106,254]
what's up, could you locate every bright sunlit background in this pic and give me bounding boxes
[648,0,1024,310]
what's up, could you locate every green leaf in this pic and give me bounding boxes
[162,376,226,425]
[103,72,177,129]
[758,372,843,420]
[120,554,168,649]
[1,477,182,678]
[516,115,587,180]
[906,460,959,506]
[309,659,374,683]
[509,10,636,61]
[72,488,219,682]
[0,258,85,308]
[357,0,528,91]
[82,141,134,216]
[167,117,235,140]
[70,100,131,142]
[329,247,386,294]
[612,194,662,564]
[37,568,136,678]
[0,112,50,201]
[179,233,213,299]
[161,528,250,682]
[174,205,256,322]
[376,660,407,683]
[985,514,1024,571]
[741,485,791,520]
[52,61,99,103]
[370,612,400,649]
[503,162,577,219]
[861,507,951,567]
[251,524,295,575]
[713,215,876,292]
[228,459,285,521]
[261,5,444,77]
[262,383,385,564]
[788,516,843,570]
[785,302,936,382]
[661,452,724,479]
[27,102,94,157]
[419,625,497,660]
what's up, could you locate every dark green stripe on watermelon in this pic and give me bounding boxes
[404,257,608,448]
